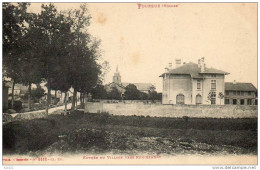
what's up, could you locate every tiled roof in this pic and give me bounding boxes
[159,62,229,77]
[225,82,257,92]
[105,82,125,89]
[122,82,155,91]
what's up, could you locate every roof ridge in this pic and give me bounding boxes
[122,82,153,85]
[225,82,253,84]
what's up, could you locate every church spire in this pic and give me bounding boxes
[113,65,121,84]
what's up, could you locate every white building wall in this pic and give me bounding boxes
[162,74,192,104]
[191,79,203,104]
[201,74,225,105]
[162,74,225,105]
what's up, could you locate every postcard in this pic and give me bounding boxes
[2,2,257,165]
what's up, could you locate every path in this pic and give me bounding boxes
[10,103,73,117]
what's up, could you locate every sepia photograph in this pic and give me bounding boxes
[1,2,258,166]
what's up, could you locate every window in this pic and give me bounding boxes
[233,91,236,95]
[225,91,229,96]
[247,99,252,105]
[248,91,251,95]
[211,74,216,77]
[225,99,230,104]
[197,80,201,90]
[211,80,216,90]
[176,94,185,104]
[237,91,241,95]
[241,91,244,96]
[211,92,216,105]
[240,99,244,105]
[233,99,237,105]
[196,94,202,104]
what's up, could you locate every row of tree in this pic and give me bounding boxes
[91,84,162,101]
[3,3,103,113]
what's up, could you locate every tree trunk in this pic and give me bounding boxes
[54,90,57,104]
[28,83,32,110]
[71,89,77,111]
[64,92,67,111]
[46,79,51,115]
[76,94,78,108]
[80,92,84,108]
[60,92,62,104]
[11,80,16,109]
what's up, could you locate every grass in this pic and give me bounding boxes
[3,110,257,155]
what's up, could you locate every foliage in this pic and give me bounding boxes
[3,3,103,112]
[218,92,224,99]
[91,84,108,99]
[207,91,216,101]
[3,3,31,108]
[107,87,121,100]
[124,84,140,100]
[22,85,45,103]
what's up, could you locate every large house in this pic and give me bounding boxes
[224,82,257,105]
[160,58,229,105]
[105,66,155,94]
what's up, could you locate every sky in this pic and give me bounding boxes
[28,3,257,92]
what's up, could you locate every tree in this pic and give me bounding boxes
[3,3,30,109]
[156,93,162,101]
[65,4,101,110]
[218,92,225,105]
[91,84,108,99]
[207,91,216,104]
[19,13,44,110]
[22,85,45,103]
[31,85,45,103]
[148,91,158,101]
[124,84,141,100]
[108,87,121,100]
[140,92,148,100]
[35,3,73,114]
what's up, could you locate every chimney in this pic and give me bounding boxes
[165,67,169,73]
[168,63,173,70]
[198,59,201,68]
[233,80,237,84]
[200,57,205,72]
[175,59,181,68]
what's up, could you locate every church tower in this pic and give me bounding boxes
[113,66,121,84]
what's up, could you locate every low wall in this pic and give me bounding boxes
[13,111,47,121]
[88,103,257,118]
[92,99,162,104]
[85,102,103,113]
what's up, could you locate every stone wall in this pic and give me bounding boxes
[85,102,103,113]
[94,103,257,118]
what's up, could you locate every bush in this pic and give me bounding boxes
[7,109,16,114]
[8,100,23,112]
[3,113,13,122]
[19,108,31,113]
[3,119,58,153]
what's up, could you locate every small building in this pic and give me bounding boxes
[160,57,229,105]
[6,82,28,98]
[105,66,155,94]
[224,81,257,105]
